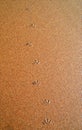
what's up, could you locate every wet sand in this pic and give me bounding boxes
[0,0,81,130]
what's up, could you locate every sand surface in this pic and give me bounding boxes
[0,0,81,130]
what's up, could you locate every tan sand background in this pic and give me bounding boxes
[0,0,81,130]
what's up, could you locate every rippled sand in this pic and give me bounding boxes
[0,0,81,130]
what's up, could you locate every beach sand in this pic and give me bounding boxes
[0,0,81,130]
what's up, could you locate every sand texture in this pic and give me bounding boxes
[0,0,81,130]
